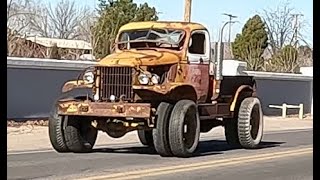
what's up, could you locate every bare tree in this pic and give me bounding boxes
[7,0,37,55]
[7,0,34,34]
[29,0,94,40]
[28,2,52,37]
[262,1,308,55]
[76,10,98,42]
[297,45,313,66]
[48,0,79,39]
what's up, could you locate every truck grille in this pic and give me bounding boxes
[97,66,134,102]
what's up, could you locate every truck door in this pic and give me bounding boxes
[186,30,210,102]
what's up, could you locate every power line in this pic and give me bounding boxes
[291,13,304,48]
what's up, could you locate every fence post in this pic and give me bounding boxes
[282,103,287,118]
[299,103,304,120]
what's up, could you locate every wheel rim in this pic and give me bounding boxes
[183,106,197,150]
[250,104,260,140]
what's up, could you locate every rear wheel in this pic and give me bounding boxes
[169,100,200,158]
[138,130,154,146]
[224,97,263,149]
[153,102,174,157]
[238,97,263,148]
[64,116,98,153]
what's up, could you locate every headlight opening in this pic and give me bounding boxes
[138,73,149,85]
[83,71,95,84]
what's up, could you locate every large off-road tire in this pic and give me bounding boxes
[169,100,200,158]
[64,116,98,153]
[238,97,263,148]
[138,130,154,146]
[152,102,174,157]
[48,89,92,153]
[48,104,69,152]
[224,97,263,149]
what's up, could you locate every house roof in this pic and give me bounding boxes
[26,36,92,50]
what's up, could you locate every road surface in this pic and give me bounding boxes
[7,129,313,180]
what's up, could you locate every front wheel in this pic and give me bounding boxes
[137,130,154,146]
[153,102,174,157]
[169,100,200,158]
[48,104,69,152]
[64,116,98,153]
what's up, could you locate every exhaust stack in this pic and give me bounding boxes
[215,40,224,81]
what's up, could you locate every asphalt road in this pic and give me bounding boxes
[7,129,313,180]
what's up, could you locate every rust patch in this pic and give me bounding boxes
[183,64,209,102]
[98,50,182,67]
[57,101,151,118]
[132,63,209,102]
[166,64,178,82]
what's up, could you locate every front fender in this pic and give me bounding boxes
[61,80,93,93]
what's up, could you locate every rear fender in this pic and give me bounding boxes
[229,85,255,112]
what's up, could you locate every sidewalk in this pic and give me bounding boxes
[7,116,312,152]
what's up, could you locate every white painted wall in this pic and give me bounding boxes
[300,67,313,76]
[300,66,313,116]
[222,60,247,76]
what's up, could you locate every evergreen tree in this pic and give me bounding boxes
[232,15,268,71]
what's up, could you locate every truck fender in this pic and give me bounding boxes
[168,84,198,102]
[229,85,255,112]
[57,87,94,103]
[61,80,93,93]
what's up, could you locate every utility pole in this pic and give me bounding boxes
[184,0,192,22]
[292,13,304,48]
[222,13,237,43]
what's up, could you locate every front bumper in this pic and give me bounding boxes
[57,99,151,118]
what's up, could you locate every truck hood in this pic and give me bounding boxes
[98,50,181,67]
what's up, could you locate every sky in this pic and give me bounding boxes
[45,0,313,46]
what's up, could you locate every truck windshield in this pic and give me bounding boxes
[117,28,186,51]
